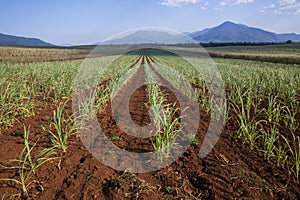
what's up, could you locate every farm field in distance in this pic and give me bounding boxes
[0,44,299,199]
[205,43,300,64]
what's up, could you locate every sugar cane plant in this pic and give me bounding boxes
[42,101,76,152]
[145,64,182,158]
[0,127,57,194]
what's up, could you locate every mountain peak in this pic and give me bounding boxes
[221,21,236,25]
[190,22,300,43]
[217,21,241,29]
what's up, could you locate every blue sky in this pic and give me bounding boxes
[1,0,299,45]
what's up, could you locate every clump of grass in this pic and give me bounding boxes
[42,101,76,152]
[145,65,182,159]
[110,136,121,141]
[265,95,281,124]
[282,133,300,182]
[152,103,182,158]
[231,88,264,150]
[274,143,288,168]
[166,186,175,194]
[187,134,200,145]
[0,127,57,195]
[261,125,279,160]
[283,106,299,134]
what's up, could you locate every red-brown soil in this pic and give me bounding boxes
[0,55,299,199]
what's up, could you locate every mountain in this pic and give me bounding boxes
[3,21,299,46]
[190,21,300,43]
[101,30,190,44]
[100,22,300,45]
[275,33,300,42]
[0,33,54,47]
[188,28,211,39]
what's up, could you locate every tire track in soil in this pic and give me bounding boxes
[95,55,155,152]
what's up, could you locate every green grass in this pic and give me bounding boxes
[110,136,121,141]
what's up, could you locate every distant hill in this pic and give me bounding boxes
[0,33,54,47]
[99,21,300,44]
[2,21,300,46]
[101,30,191,45]
[190,21,300,43]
